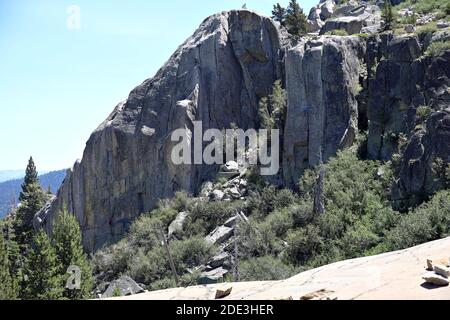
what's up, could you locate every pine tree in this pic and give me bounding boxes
[285,0,308,40]
[269,80,287,128]
[382,0,395,31]
[0,231,19,300]
[13,157,49,248]
[23,231,63,300]
[272,3,287,27]
[20,157,39,198]
[53,209,93,300]
[258,97,275,130]
[258,80,287,131]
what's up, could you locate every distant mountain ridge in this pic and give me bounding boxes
[0,169,67,218]
[0,170,29,183]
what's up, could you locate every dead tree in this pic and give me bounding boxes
[314,149,326,216]
[156,223,179,287]
[233,214,240,282]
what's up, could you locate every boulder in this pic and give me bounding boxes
[215,286,233,299]
[168,211,190,238]
[225,186,241,199]
[422,272,450,286]
[208,252,231,269]
[437,21,450,29]
[334,0,359,17]
[404,24,415,33]
[199,267,229,285]
[434,265,450,279]
[319,16,364,35]
[308,6,321,20]
[307,19,325,33]
[199,181,213,197]
[211,190,225,201]
[319,0,335,20]
[205,226,234,245]
[102,276,145,298]
[221,161,239,173]
[223,215,238,228]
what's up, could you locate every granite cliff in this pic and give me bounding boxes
[34,4,450,251]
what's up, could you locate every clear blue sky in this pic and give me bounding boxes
[0,0,316,171]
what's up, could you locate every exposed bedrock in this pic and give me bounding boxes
[34,9,450,251]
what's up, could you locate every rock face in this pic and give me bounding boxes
[34,7,450,251]
[38,10,286,251]
[366,38,450,208]
[320,16,364,35]
[283,36,365,187]
[367,35,423,161]
[101,276,145,298]
[393,109,450,208]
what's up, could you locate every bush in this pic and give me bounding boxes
[285,225,323,265]
[325,29,349,36]
[426,40,450,57]
[416,22,438,38]
[247,186,297,219]
[158,191,192,213]
[126,236,213,287]
[240,256,298,281]
[186,200,247,236]
[384,191,450,250]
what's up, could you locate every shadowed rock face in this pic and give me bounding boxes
[40,10,287,251]
[283,36,366,187]
[393,109,450,208]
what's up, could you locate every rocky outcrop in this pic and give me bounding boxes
[100,275,145,298]
[393,108,450,208]
[34,5,449,250]
[37,10,287,251]
[366,36,450,208]
[366,35,424,161]
[283,36,366,187]
[320,16,364,35]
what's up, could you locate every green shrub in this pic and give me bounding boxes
[170,236,215,274]
[126,236,213,286]
[425,40,450,57]
[384,191,450,250]
[285,225,323,265]
[416,22,438,38]
[158,192,192,214]
[240,256,298,281]
[325,29,349,36]
[247,186,297,219]
[186,200,247,236]
[238,220,284,258]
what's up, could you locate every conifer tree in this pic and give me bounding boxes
[271,3,287,26]
[285,0,308,40]
[23,231,63,300]
[269,80,287,128]
[14,157,49,248]
[258,80,287,131]
[0,231,19,300]
[53,209,93,300]
[382,0,395,31]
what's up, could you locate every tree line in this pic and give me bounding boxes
[0,157,93,300]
